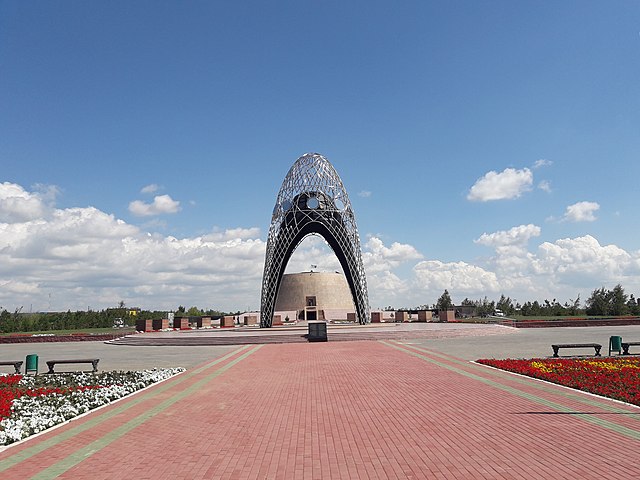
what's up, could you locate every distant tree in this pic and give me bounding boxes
[565,295,581,316]
[176,305,186,314]
[496,295,515,316]
[186,306,203,316]
[586,287,609,316]
[627,294,639,315]
[474,297,495,317]
[610,284,628,316]
[436,290,453,311]
[203,308,226,317]
[0,309,12,333]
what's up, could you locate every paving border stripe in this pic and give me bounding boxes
[0,345,251,473]
[31,344,263,479]
[381,340,640,441]
[395,341,640,416]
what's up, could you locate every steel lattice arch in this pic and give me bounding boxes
[260,153,370,327]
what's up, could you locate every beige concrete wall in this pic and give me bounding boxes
[152,318,169,330]
[220,316,235,327]
[244,315,258,326]
[174,317,189,329]
[275,272,355,312]
[136,319,153,332]
[196,316,211,328]
[439,310,456,322]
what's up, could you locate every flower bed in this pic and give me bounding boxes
[0,368,184,446]
[477,357,640,406]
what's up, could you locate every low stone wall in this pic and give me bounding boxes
[174,317,190,329]
[244,315,258,326]
[220,316,235,327]
[0,333,126,344]
[195,316,212,328]
[505,317,640,328]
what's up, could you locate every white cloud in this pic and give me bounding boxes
[358,190,372,198]
[533,235,636,286]
[0,212,265,312]
[467,228,640,303]
[413,260,500,294]
[0,182,49,223]
[475,224,541,248]
[3,183,640,313]
[285,235,342,273]
[204,227,261,242]
[363,237,423,273]
[141,184,160,194]
[467,168,533,201]
[538,180,552,193]
[533,159,553,169]
[129,195,181,217]
[367,270,409,302]
[562,201,600,222]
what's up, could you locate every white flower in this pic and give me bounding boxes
[1,367,185,445]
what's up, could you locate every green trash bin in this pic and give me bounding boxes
[609,336,622,356]
[25,354,38,375]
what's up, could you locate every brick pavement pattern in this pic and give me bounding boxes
[1,341,639,479]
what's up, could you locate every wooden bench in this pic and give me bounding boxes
[552,343,602,357]
[46,359,99,374]
[621,342,640,355]
[0,361,23,374]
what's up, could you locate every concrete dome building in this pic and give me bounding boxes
[275,271,355,321]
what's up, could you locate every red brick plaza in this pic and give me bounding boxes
[1,341,639,479]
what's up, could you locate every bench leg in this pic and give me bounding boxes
[47,364,55,374]
[622,346,630,355]
[14,364,21,374]
[595,346,601,356]
[91,360,99,373]
[552,346,559,357]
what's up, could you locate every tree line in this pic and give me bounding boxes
[428,284,640,317]
[3,283,639,334]
[0,305,230,334]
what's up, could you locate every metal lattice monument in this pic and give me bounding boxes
[260,153,370,327]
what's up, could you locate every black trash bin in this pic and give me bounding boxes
[308,321,328,342]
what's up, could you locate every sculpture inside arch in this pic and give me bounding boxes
[260,153,370,327]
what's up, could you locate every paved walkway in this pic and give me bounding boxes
[1,341,639,479]
[107,322,514,347]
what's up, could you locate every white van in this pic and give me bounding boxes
[494,309,505,317]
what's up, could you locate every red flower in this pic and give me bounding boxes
[477,357,640,406]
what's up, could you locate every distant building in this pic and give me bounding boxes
[275,271,355,322]
[454,305,477,318]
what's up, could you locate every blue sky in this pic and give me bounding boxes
[1,1,639,312]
